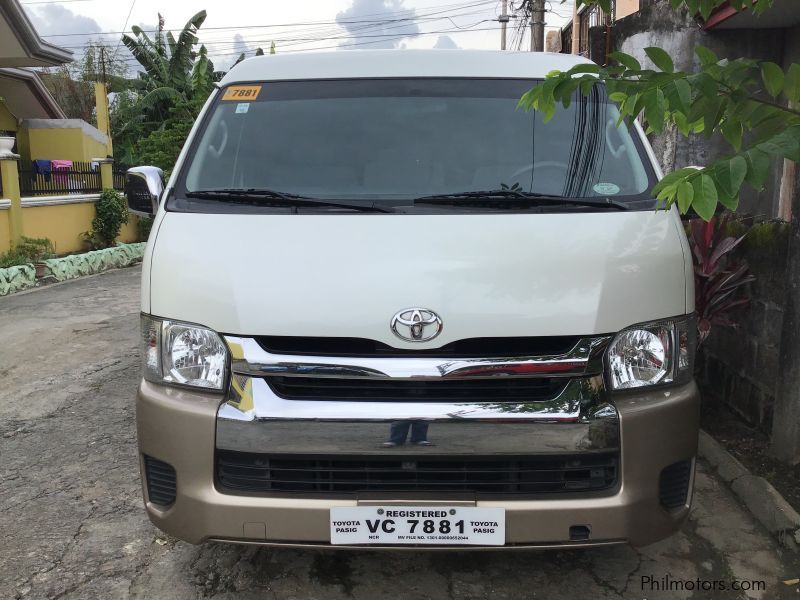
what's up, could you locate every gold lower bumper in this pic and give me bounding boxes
[136,380,699,548]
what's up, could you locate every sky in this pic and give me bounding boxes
[21,0,574,73]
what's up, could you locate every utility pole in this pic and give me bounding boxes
[571,0,580,54]
[499,0,509,50]
[100,46,106,84]
[530,0,545,52]
[94,46,113,157]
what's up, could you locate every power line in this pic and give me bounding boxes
[51,6,493,50]
[111,0,136,62]
[38,0,495,38]
[107,23,503,66]
[22,0,96,4]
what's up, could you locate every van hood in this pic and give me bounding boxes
[145,211,690,347]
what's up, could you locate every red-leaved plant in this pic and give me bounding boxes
[689,215,755,344]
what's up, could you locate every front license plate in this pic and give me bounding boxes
[330,506,505,546]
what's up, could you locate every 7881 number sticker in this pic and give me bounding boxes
[221,85,262,101]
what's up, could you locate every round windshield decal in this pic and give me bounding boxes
[593,182,621,195]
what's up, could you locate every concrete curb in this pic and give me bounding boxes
[0,264,36,295]
[0,242,145,296]
[42,242,146,282]
[699,429,800,552]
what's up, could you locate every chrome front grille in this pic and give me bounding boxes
[224,334,612,381]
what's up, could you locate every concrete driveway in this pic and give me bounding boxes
[0,266,797,600]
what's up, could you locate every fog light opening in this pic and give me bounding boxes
[569,525,591,541]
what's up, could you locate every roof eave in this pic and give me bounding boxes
[703,2,740,29]
[0,0,73,67]
[0,67,67,119]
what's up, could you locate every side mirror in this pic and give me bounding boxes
[125,166,165,217]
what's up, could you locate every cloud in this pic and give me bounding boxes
[26,5,109,53]
[211,33,263,71]
[433,35,459,49]
[25,5,144,75]
[336,0,420,50]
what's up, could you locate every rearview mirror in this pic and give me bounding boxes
[125,166,164,217]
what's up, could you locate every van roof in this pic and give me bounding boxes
[219,49,593,85]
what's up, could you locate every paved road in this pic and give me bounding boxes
[0,266,797,600]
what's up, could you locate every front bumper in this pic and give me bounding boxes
[136,378,699,548]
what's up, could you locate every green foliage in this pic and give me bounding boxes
[83,189,129,249]
[135,112,193,175]
[137,216,154,242]
[522,1,799,220]
[114,11,216,172]
[0,237,55,268]
[121,11,213,125]
[39,41,133,126]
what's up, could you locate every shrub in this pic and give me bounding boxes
[83,189,129,249]
[137,216,154,242]
[0,236,55,268]
[688,215,755,344]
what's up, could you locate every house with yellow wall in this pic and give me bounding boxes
[0,0,137,254]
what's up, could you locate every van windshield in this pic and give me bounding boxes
[177,78,655,209]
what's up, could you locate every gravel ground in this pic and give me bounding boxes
[0,266,798,600]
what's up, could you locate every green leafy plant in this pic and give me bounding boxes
[522,0,796,220]
[83,189,129,249]
[0,237,55,268]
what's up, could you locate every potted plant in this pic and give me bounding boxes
[0,130,14,155]
[14,237,55,279]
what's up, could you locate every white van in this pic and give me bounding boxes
[127,50,699,549]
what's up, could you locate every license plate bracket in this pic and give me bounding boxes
[330,506,505,546]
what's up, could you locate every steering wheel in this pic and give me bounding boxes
[605,118,627,159]
[508,161,569,186]
[208,120,229,159]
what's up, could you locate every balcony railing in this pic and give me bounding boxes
[15,160,127,197]
[18,160,101,197]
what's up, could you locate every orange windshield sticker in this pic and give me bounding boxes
[222,85,262,101]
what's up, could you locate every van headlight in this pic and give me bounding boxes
[606,316,696,390]
[141,314,228,391]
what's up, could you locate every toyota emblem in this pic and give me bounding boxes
[390,308,443,342]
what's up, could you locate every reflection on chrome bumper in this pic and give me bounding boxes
[217,335,618,455]
[216,375,619,455]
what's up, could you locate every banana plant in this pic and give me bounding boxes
[121,10,213,125]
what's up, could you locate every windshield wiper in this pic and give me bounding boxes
[413,189,629,211]
[185,189,395,213]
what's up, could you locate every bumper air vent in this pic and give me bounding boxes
[659,459,693,511]
[144,455,177,507]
